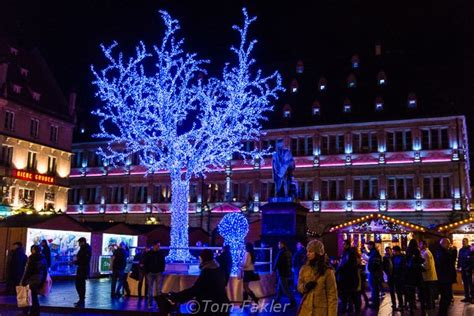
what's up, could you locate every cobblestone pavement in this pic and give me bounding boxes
[0,279,472,315]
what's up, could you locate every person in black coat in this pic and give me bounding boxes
[167,249,230,315]
[382,246,396,310]
[73,237,91,307]
[457,238,473,303]
[40,240,51,269]
[392,246,407,311]
[216,245,232,286]
[6,242,27,295]
[111,242,128,298]
[366,241,383,309]
[404,239,425,313]
[273,240,296,308]
[435,238,457,316]
[21,245,47,316]
[337,241,360,313]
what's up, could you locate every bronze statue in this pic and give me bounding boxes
[272,140,295,197]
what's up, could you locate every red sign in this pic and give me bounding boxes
[14,170,54,184]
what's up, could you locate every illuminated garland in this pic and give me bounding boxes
[91,9,283,261]
[218,212,249,275]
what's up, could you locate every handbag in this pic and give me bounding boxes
[16,285,32,308]
[39,273,53,296]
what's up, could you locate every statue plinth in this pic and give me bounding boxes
[260,201,309,250]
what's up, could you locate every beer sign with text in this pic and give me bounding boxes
[14,170,54,184]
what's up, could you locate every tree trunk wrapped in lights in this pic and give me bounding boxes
[91,8,282,262]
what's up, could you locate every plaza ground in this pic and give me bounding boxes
[0,279,472,315]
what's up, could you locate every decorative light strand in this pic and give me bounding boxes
[218,212,249,275]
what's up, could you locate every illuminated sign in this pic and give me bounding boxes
[14,170,54,184]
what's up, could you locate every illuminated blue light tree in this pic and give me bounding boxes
[91,9,282,262]
[218,212,249,275]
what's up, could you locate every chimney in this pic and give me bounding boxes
[68,91,77,116]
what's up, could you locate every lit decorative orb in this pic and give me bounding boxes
[218,212,249,275]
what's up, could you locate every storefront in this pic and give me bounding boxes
[0,214,91,279]
[328,213,428,256]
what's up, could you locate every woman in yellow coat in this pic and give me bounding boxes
[297,239,338,316]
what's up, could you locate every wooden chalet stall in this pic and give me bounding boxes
[0,214,91,280]
[327,214,429,257]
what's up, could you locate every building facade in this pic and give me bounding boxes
[0,41,75,214]
[67,115,470,236]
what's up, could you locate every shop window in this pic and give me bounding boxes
[353,178,379,200]
[423,176,451,199]
[386,130,412,152]
[421,128,449,150]
[44,189,55,210]
[0,145,13,166]
[30,119,39,138]
[4,111,14,131]
[321,134,345,155]
[19,188,35,208]
[320,179,345,200]
[291,137,313,156]
[387,177,414,199]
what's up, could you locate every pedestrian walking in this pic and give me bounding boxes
[392,246,406,311]
[405,239,425,314]
[337,240,360,313]
[73,237,91,307]
[366,241,383,309]
[435,238,457,316]
[216,245,232,286]
[240,242,259,304]
[20,245,48,316]
[6,242,27,295]
[420,240,437,310]
[274,240,296,308]
[297,239,337,316]
[40,240,51,270]
[143,242,166,308]
[458,238,473,303]
[383,246,396,310]
[111,242,128,298]
[132,247,148,298]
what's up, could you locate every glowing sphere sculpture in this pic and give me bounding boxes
[91,9,282,262]
[218,212,249,275]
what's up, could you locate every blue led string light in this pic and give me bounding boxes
[91,8,283,262]
[218,212,249,275]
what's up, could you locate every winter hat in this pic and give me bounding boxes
[307,239,325,256]
[199,249,214,262]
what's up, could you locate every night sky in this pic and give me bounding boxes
[1,0,472,133]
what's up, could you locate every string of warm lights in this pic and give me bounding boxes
[438,216,474,232]
[326,213,426,233]
[91,9,282,262]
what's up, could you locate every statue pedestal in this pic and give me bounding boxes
[260,202,309,250]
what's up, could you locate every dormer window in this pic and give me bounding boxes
[296,60,304,74]
[9,47,18,56]
[347,73,357,88]
[375,96,384,111]
[32,91,41,101]
[407,92,417,109]
[312,100,321,116]
[290,79,298,93]
[318,77,327,91]
[343,98,352,113]
[283,104,292,118]
[377,70,387,85]
[20,68,29,77]
[351,54,360,69]
[12,85,22,94]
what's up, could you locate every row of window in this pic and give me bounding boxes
[69,176,453,205]
[0,146,57,174]
[72,127,452,167]
[3,111,59,143]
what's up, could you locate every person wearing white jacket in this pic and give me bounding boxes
[420,240,438,310]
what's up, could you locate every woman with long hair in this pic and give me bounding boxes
[297,239,337,316]
[241,242,259,304]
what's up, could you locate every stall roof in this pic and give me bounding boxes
[437,216,474,233]
[210,203,241,213]
[84,222,140,235]
[0,214,91,232]
[327,213,427,233]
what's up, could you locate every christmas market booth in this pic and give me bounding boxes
[0,213,91,280]
[436,216,474,293]
[328,213,429,256]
